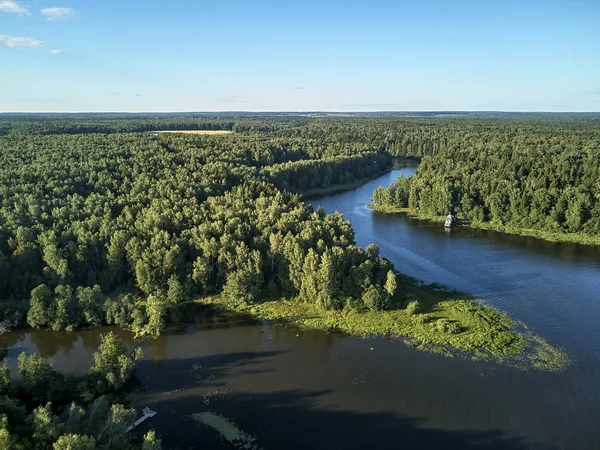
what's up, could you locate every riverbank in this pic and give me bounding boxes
[369,205,600,246]
[190,275,568,372]
[300,160,418,198]
[299,170,392,198]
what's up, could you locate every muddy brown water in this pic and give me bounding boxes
[2,167,600,449]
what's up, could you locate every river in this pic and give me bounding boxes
[1,167,599,449]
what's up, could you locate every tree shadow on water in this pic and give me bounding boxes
[134,350,285,394]
[131,355,557,450]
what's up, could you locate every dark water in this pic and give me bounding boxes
[2,168,600,450]
[310,168,600,361]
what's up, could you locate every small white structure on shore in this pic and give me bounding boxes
[444,213,455,229]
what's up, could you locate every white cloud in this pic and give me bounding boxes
[41,7,75,21]
[0,1,30,14]
[50,49,66,54]
[0,34,45,47]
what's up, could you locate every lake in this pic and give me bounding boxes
[2,167,599,449]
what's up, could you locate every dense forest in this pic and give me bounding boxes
[0,122,397,335]
[369,118,600,237]
[0,331,160,449]
[1,114,599,337]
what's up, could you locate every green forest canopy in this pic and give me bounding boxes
[1,114,599,335]
[372,116,600,237]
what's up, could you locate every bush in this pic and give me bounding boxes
[411,314,428,325]
[434,319,460,334]
[405,300,422,315]
[362,286,388,312]
[90,332,142,392]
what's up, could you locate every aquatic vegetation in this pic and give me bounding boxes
[527,336,570,372]
[433,318,460,334]
[194,274,569,372]
[191,412,259,450]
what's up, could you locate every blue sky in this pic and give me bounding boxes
[1,0,599,112]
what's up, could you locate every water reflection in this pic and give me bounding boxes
[1,305,599,449]
[148,337,167,370]
[31,330,78,358]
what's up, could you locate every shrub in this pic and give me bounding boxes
[362,286,388,312]
[411,314,428,325]
[90,332,142,392]
[434,319,460,334]
[405,300,422,315]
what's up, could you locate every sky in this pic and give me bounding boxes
[1,0,599,112]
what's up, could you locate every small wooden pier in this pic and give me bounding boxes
[125,407,158,433]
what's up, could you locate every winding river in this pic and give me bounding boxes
[2,167,600,449]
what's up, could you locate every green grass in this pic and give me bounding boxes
[191,275,568,372]
[370,205,600,246]
[466,220,600,246]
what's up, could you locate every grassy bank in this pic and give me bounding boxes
[370,205,600,246]
[467,221,600,246]
[192,275,568,372]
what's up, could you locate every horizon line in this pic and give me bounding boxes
[1,110,600,114]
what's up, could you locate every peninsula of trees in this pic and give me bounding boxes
[0,120,393,334]
[0,114,583,369]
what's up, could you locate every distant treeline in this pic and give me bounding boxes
[0,117,316,135]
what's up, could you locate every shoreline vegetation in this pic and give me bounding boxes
[369,205,600,246]
[301,159,418,198]
[190,273,568,372]
[1,116,587,379]
[300,170,390,198]
[369,119,600,248]
[0,331,161,449]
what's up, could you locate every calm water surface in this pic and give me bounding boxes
[2,167,599,450]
